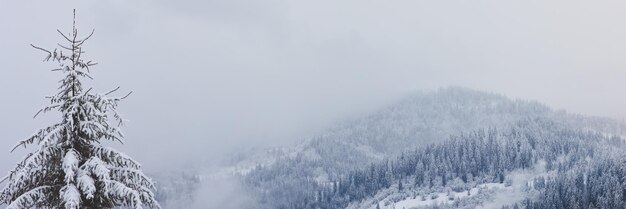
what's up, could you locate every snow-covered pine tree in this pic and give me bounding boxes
[0,10,160,209]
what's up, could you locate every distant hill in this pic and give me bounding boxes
[154,87,626,209]
[241,87,626,209]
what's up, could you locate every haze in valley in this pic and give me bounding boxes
[1,0,625,176]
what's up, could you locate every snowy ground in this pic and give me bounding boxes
[475,160,548,209]
[354,160,550,209]
[388,183,505,209]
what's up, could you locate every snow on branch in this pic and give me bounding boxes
[103,180,143,209]
[11,123,64,152]
[60,184,80,209]
[76,170,96,199]
[62,149,80,184]
[91,146,141,169]
[5,186,52,209]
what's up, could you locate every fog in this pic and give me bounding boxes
[2,0,626,174]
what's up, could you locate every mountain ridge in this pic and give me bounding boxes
[154,87,626,209]
[240,87,626,209]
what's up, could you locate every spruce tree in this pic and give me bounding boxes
[0,10,160,209]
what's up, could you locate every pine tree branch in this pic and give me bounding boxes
[105,86,121,96]
[121,91,133,100]
[57,29,73,43]
[75,29,95,47]
[29,44,52,61]
[5,185,54,209]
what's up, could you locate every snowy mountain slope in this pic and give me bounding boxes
[251,87,625,177]
[299,117,625,209]
[239,87,626,209]
[153,87,626,209]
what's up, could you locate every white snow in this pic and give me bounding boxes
[385,183,505,209]
[367,161,551,209]
[61,184,81,209]
[62,149,80,184]
[476,160,549,209]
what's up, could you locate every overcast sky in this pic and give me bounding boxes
[1,0,626,172]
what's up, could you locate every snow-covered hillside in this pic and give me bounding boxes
[236,87,625,209]
[155,88,626,209]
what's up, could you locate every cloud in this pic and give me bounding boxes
[1,0,626,175]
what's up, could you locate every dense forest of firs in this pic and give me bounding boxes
[245,117,626,209]
[519,158,626,209]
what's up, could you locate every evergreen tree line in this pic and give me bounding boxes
[502,157,626,209]
[296,119,621,209]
